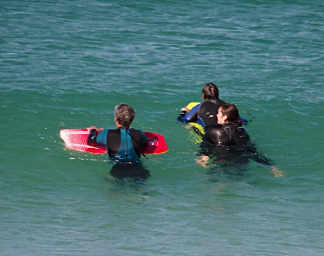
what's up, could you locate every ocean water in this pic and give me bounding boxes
[1,0,324,255]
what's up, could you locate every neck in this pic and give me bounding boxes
[205,98,217,103]
[115,119,127,129]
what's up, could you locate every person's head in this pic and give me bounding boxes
[217,103,241,125]
[114,104,135,128]
[201,82,219,100]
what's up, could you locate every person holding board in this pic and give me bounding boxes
[178,82,226,128]
[88,104,150,180]
[178,82,248,135]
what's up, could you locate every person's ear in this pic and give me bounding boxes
[114,117,123,128]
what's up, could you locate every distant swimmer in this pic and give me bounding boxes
[178,82,227,128]
[178,82,247,133]
[196,103,283,177]
[88,104,150,180]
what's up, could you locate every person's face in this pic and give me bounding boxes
[217,107,227,124]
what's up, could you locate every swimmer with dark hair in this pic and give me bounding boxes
[196,103,283,177]
[181,82,227,127]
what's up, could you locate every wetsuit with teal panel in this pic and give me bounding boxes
[95,128,147,164]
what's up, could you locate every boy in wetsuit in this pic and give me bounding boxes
[88,104,149,179]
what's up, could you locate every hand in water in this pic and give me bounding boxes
[271,166,284,177]
[181,107,189,113]
[196,155,209,168]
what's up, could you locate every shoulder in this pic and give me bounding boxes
[227,124,250,143]
[96,129,110,145]
[206,124,223,130]
[217,98,227,105]
[199,101,218,113]
[104,128,121,136]
[201,100,224,110]
[201,100,216,106]
[99,128,120,139]
[205,125,227,144]
[129,129,147,147]
[97,128,110,136]
[129,128,146,139]
[211,126,226,137]
[224,124,245,133]
[235,126,249,137]
[129,128,143,134]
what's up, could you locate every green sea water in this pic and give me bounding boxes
[1,0,324,255]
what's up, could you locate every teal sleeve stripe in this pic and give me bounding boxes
[96,129,109,145]
[141,130,147,143]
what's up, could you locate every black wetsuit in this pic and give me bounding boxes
[201,123,272,166]
[188,99,226,127]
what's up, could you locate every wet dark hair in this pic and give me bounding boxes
[219,103,242,125]
[202,82,219,100]
[114,104,135,128]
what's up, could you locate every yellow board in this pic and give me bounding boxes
[187,122,204,144]
[183,101,247,143]
[185,102,200,110]
[183,102,205,143]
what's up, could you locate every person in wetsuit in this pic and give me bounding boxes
[88,104,149,180]
[177,82,248,134]
[197,104,283,177]
[178,82,226,130]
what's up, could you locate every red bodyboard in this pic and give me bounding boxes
[60,128,168,155]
